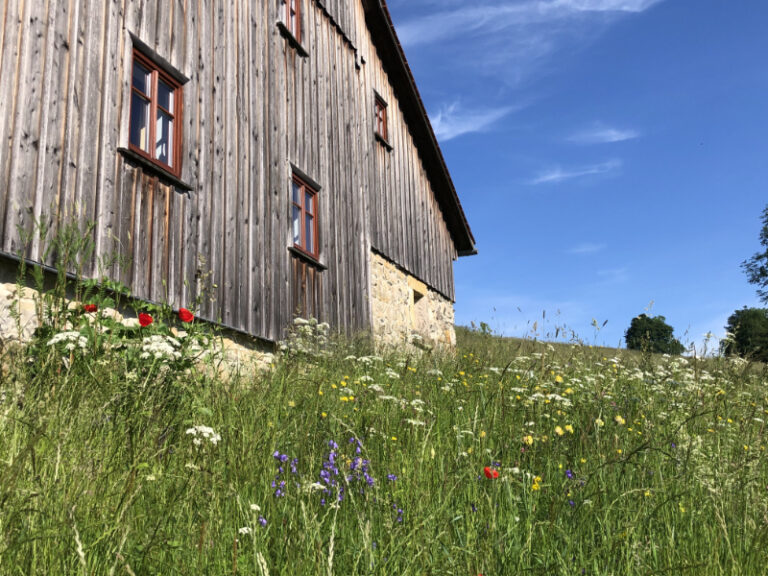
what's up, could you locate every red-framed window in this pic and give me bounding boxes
[129,49,183,177]
[291,175,318,258]
[284,0,301,43]
[374,95,388,142]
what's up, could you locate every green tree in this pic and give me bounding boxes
[721,307,768,362]
[742,205,768,303]
[625,314,685,355]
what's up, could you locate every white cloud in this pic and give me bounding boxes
[430,102,518,141]
[529,159,622,184]
[568,125,640,144]
[397,0,665,47]
[596,267,629,284]
[567,242,606,254]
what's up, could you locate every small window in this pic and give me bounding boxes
[283,0,301,43]
[129,49,183,177]
[374,95,388,142]
[291,174,318,258]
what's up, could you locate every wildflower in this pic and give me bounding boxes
[479,430,486,438]
[138,313,153,327]
[565,469,574,480]
[238,526,252,535]
[83,304,98,313]
[387,474,397,482]
[140,335,182,361]
[555,375,564,384]
[47,331,88,351]
[523,435,534,446]
[186,425,221,447]
[483,466,499,480]
[595,418,605,428]
[321,412,327,418]
[250,504,261,512]
[554,426,565,437]
[178,307,194,323]
[565,425,574,434]
[258,516,267,527]
[614,415,626,426]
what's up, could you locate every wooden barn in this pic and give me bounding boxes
[0,0,476,347]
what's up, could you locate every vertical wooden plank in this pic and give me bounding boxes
[29,0,59,261]
[0,0,21,246]
[2,0,38,254]
[93,0,123,275]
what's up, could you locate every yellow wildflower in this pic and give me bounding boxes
[614,415,626,426]
[523,435,534,446]
[555,426,565,437]
[565,425,574,434]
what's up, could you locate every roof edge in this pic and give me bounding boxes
[362,0,476,257]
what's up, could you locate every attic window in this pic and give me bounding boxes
[374,94,388,142]
[285,0,301,43]
[278,0,308,57]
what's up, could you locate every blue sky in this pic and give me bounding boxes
[386,0,768,351]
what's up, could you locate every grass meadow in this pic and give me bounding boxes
[1,298,767,575]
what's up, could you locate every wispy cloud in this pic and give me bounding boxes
[396,0,665,48]
[596,267,629,284]
[567,242,606,254]
[568,125,640,144]
[431,102,518,141]
[529,159,622,184]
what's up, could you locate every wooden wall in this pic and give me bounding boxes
[0,0,458,342]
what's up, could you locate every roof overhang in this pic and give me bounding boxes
[361,0,477,257]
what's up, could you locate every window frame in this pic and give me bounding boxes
[128,47,184,179]
[291,174,320,260]
[284,0,302,44]
[374,94,388,142]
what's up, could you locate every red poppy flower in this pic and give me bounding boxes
[83,304,98,313]
[483,466,499,480]
[138,313,153,327]
[178,307,194,323]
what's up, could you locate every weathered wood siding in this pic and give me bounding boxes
[354,1,457,301]
[0,0,459,342]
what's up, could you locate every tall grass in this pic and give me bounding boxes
[0,298,767,574]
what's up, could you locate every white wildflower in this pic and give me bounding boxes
[405,419,426,427]
[140,335,182,361]
[250,504,261,512]
[186,425,221,447]
[47,331,88,351]
[238,526,252,535]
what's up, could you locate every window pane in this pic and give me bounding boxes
[292,181,302,204]
[156,111,173,166]
[305,191,313,215]
[158,79,174,113]
[292,205,301,246]
[133,62,151,96]
[304,214,314,254]
[130,92,150,152]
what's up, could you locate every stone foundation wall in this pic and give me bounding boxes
[0,258,274,373]
[369,251,456,349]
